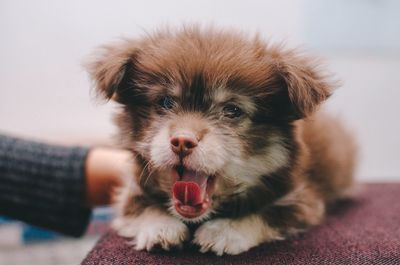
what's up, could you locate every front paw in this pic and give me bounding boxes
[112,208,189,251]
[193,216,282,255]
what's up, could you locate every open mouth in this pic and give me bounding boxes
[171,165,216,219]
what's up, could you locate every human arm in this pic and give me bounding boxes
[0,134,131,237]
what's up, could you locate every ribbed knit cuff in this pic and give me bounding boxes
[0,134,92,237]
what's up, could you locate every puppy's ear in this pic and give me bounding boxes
[86,41,138,103]
[272,50,333,120]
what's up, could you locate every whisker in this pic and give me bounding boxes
[138,160,151,185]
[143,163,157,186]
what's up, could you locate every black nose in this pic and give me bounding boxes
[170,135,198,157]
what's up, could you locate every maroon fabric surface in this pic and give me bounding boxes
[82,184,400,265]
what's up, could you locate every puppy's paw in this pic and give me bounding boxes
[112,208,189,251]
[193,216,282,255]
[193,219,254,255]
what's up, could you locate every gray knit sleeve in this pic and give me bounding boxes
[0,134,92,237]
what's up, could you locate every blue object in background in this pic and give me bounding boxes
[0,216,11,224]
[22,225,59,243]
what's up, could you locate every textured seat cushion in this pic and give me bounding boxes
[82,184,400,265]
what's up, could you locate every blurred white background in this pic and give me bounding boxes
[0,0,399,182]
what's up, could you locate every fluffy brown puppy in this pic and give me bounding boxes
[87,26,356,255]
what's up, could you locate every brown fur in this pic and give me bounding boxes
[87,25,356,255]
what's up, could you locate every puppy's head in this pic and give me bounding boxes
[87,26,332,222]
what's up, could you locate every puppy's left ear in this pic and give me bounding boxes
[273,51,333,120]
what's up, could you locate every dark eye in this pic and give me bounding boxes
[223,104,243,119]
[158,96,174,110]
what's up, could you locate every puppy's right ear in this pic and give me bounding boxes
[86,41,138,103]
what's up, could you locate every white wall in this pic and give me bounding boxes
[0,0,399,181]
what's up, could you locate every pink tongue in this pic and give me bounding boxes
[172,169,208,206]
[173,182,203,206]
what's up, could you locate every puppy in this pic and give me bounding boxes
[87,26,356,255]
